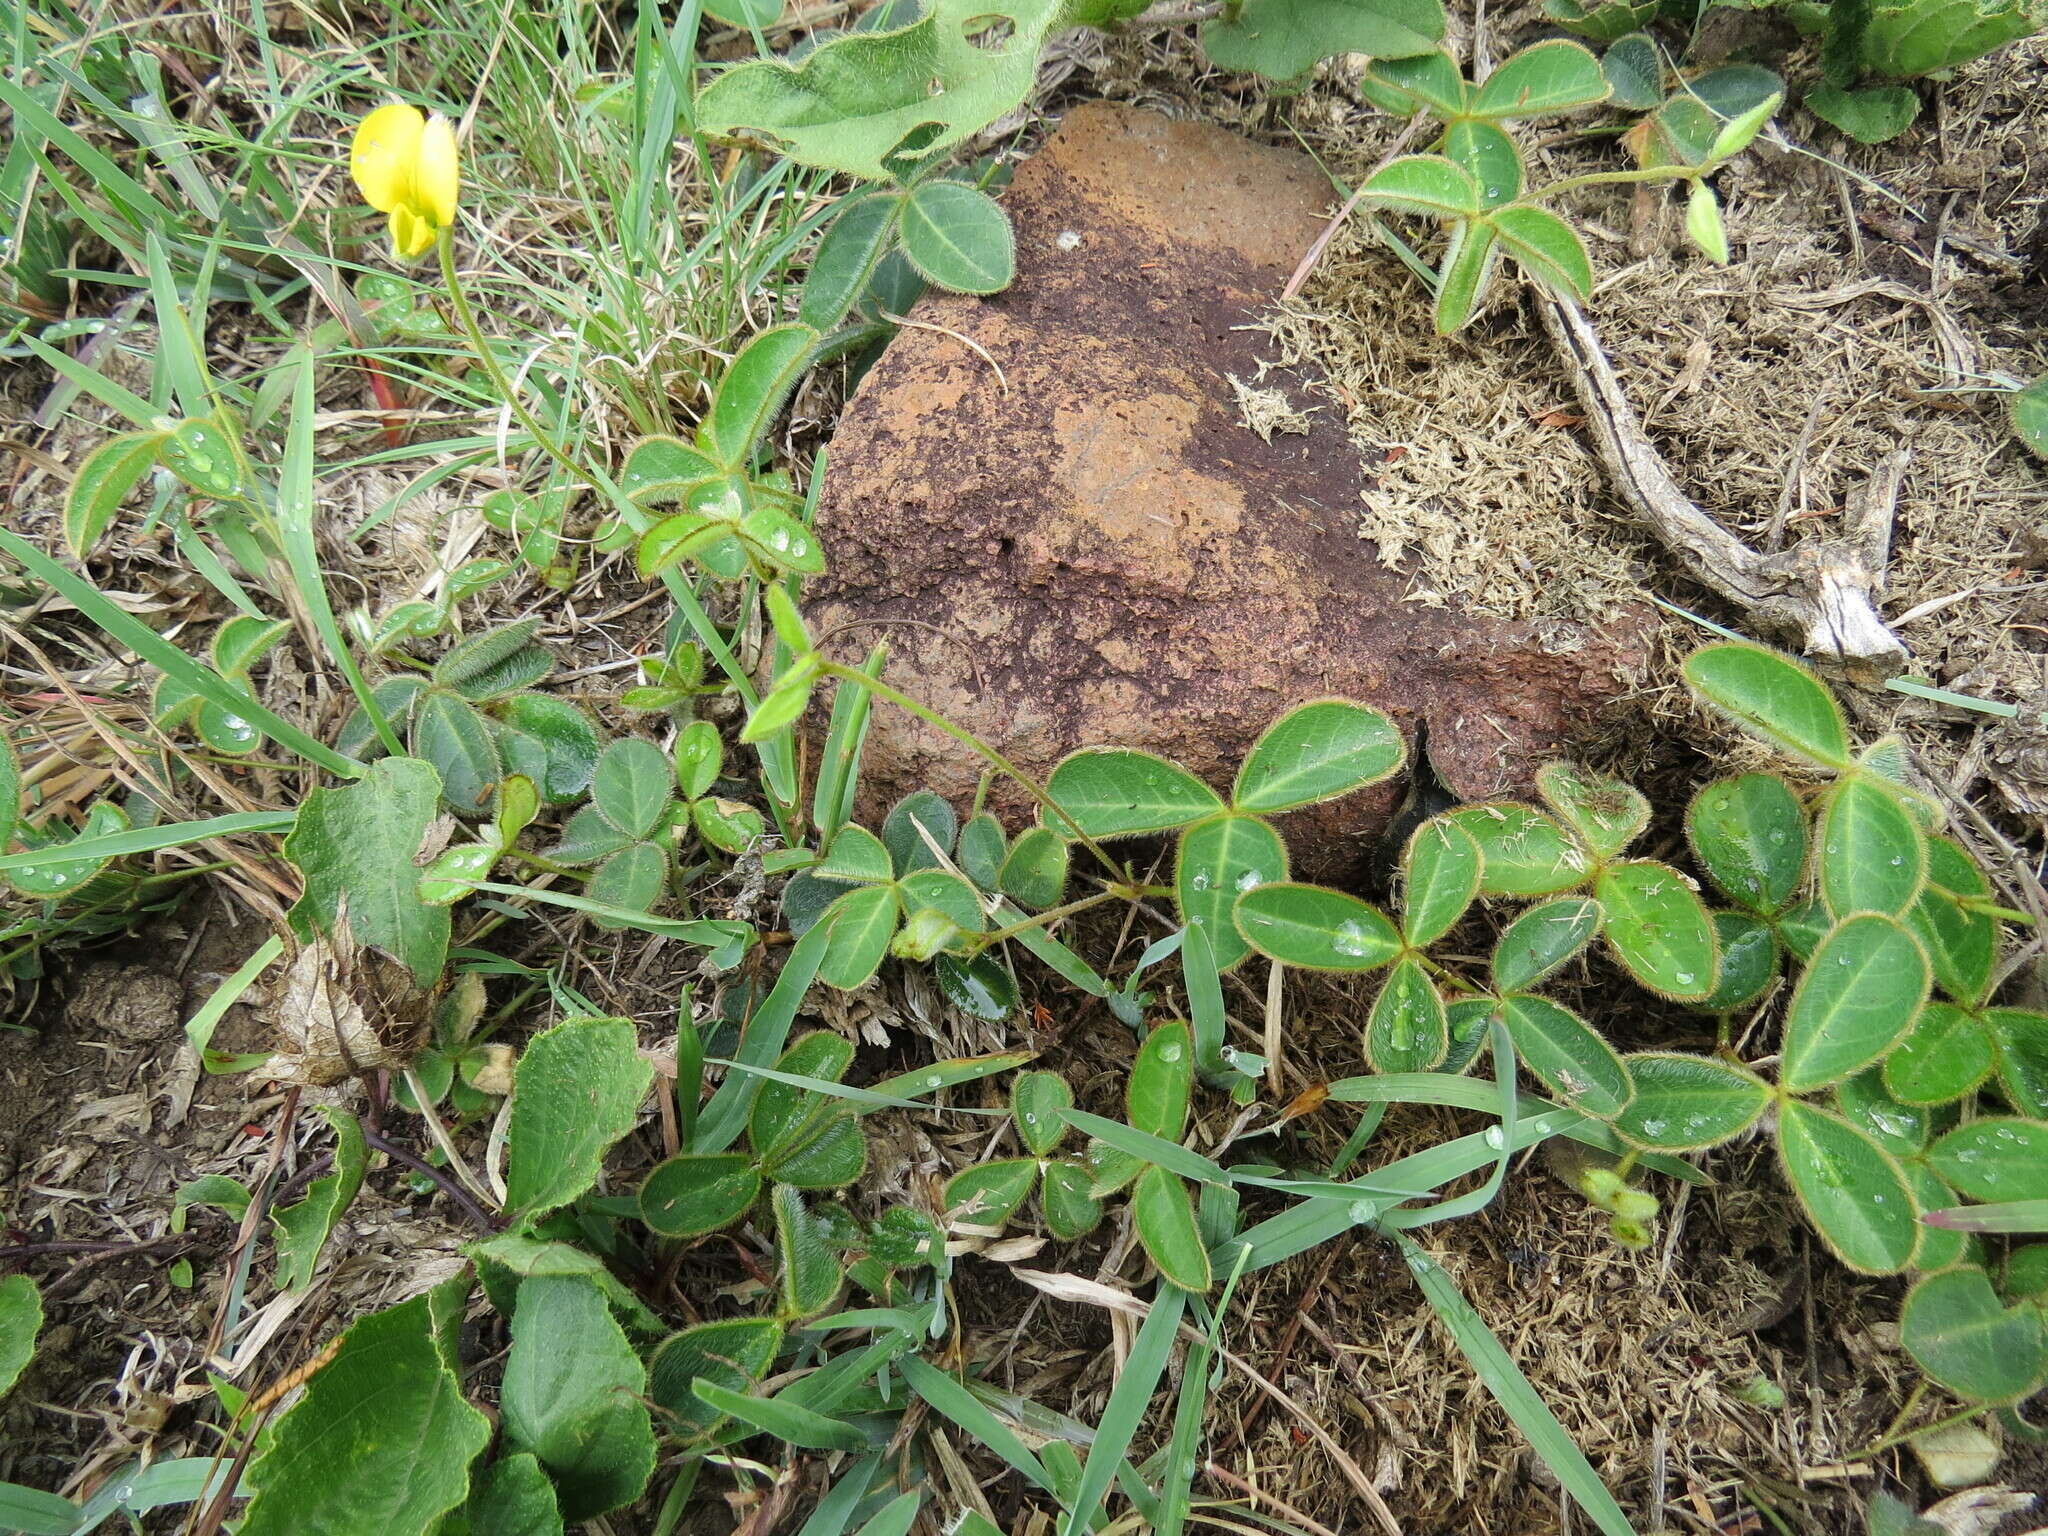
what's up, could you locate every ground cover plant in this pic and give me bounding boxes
[3,0,2048,1530]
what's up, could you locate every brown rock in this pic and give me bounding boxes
[810,102,1645,879]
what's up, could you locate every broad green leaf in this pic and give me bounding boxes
[1401,816,1482,947]
[882,788,958,875]
[240,1284,490,1536]
[1441,120,1524,207]
[750,1030,855,1157]
[1365,956,1447,1073]
[897,867,985,934]
[158,416,247,498]
[1686,773,1806,913]
[1641,66,1783,168]
[1776,897,1829,962]
[1045,749,1224,839]
[587,840,667,920]
[774,1185,845,1320]
[899,180,1014,295]
[820,825,896,885]
[1131,1164,1212,1292]
[800,190,905,332]
[1988,1008,2048,1119]
[1001,824,1071,911]
[1900,1268,2048,1405]
[591,736,674,840]
[1433,217,1498,334]
[1041,1159,1104,1240]
[1697,910,1778,1013]
[1612,1052,1770,1150]
[674,719,724,802]
[1499,994,1630,1118]
[1176,813,1288,972]
[740,504,827,576]
[942,1158,1039,1231]
[0,1275,40,1400]
[1684,182,1730,264]
[1234,699,1405,813]
[2014,375,2048,459]
[64,429,162,558]
[933,951,1020,1020]
[1492,206,1593,300]
[693,1380,867,1451]
[1776,1098,1918,1274]
[1902,1162,1973,1273]
[414,693,501,816]
[1804,82,1920,144]
[1013,1070,1073,1157]
[639,1152,762,1236]
[494,692,603,805]
[1360,154,1483,218]
[434,620,551,700]
[272,1105,367,1291]
[957,812,1007,891]
[765,1111,868,1189]
[1882,1002,1994,1106]
[1683,643,1851,770]
[1233,882,1402,971]
[1859,0,2032,80]
[1909,837,1994,1004]
[284,757,450,988]
[696,0,1070,181]
[1780,912,1928,1093]
[1819,777,1926,918]
[468,1235,664,1344]
[1596,860,1718,1001]
[504,1017,653,1218]
[693,796,766,855]
[1599,30,1664,104]
[1446,803,1589,896]
[1535,762,1646,863]
[1359,50,1467,116]
[1203,0,1446,82]
[547,803,634,865]
[1129,1020,1194,1141]
[1470,39,1609,118]
[650,1317,785,1435]
[501,1275,655,1520]
[703,324,819,469]
[1926,1119,2048,1203]
[1491,895,1602,992]
[621,436,721,504]
[463,1456,562,1536]
[1705,89,1781,161]
[1834,1067,1934,1155]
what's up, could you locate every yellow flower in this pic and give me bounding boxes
[350,103,460,261]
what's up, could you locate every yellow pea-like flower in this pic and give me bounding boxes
[350,103,460,261]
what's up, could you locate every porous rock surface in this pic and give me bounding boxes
[810,102,1646,878]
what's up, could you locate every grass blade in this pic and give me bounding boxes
[898,1355,1055,1492]
[1058,1285,1184,1536]
[0,812,294,869]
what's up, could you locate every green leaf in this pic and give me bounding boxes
[750,1030,855,1156]
[882,788,957,875]
[284,757,450,989]
[463,1455,562,1536]
[1599,31,1664,103]
[773,1185,845,1319]
[894,1356,1055,1495]
[1492,206,1593,298]
[1129,1020,1194,1141]
[1988,1007,2048,1119]
[1442,120,1525,207]
[696,0,1071,181]
[1899,1268,2048,1405]
[591,737,674,840]
[1232,699,1405,813]
[240,1284,491,1536]
[943,1158,1040,1232]
[1500,994,1631,1118]
[1202,0,1446,82]
[1683,643,1851,770]
[1046,748,1224,839]
[1697,910,1778,1013]
[64,429,162,558]
[1401,816,1482,947]
[468,1235,664,1344]
[414,693,502,816]
[1902,1163,1974,1273]
[1359,50,1468,116]
[897,867,985,934]
[765,1112,868,1189]
[1233,881,1403,971]
[1926,1119,2048,1203]
[1686,773,1806,913]
[741,504,828,576]
[1433,217,1498,334]
[1471,39,1609,117]
[1132,1164,1213,1292]
[957,812,1007,891]
[1706,89,1781,161]
[1358,153,1481,218]
[1683,181,1730,264]
[1776,1098,1918,1274]
[1013,1070,1072,1157]
[1882,1002,1994,1106]
[1908,839,1995,1004]
[867,1050,1035,1104]
[694,796,766,856]
[1859,0,2033,79]
[501,1275,656,1519]
[504,1017,653,1219]
[434,620,552,700]
[693,1379,868,1451]
[899,181,1015,295]
[933,951,1020,1020]
[0,1275,41,1401]
[1041,1159,1105,1240]
[1001,824,1072,911]
[1534,762,1646,863]
[0,732,15,859]
[640,1152,762,1237]
[621,436,721,505]
[816,883,901,991]
[272,1105,367,1291]
[2014,375,2048,459]
[1780,912,1928,1092]
[800,190,906,332]
[1492,895,1602,992]
[1365,957,1448,1073]
[0,1481,78,1535]
[1612,1052,1771,1150]
[1804,82,1920,143]
[1595,860,1718,1001]
[587,840,668,920]
[545,804,634,867]
[703,324,820,470]
[1834,1067,1935,1155]
[649,1318,784,1435]
[1175,813,1288,972]
[1446,803,1590,896]
[672,719,723,802]
[1819,777,1926,919]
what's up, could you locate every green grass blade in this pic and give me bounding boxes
[0,812,295,869]
[1063,1110,1229,1186]
[1380,1021,1517,1230]
[1058,1285,1184,1536]
[898,1355,1055,1492]
[694,918,833,1151]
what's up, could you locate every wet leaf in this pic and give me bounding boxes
[1819,777,1926,919]
[1400,815,1483,947]
[1596,859,1718,1001]
[1175,813,1287,971]
[1686,772,1806,914]
[504,1017,653,1219]
[1365,957,1448,1074]
[1233,882,1402,971]
[1446,803,1589,896]
[1132,1164,1212,1292]
[1046,749,1224,839]
[1882,1002,1994,1106]
[1611,1052,1769,1150]
[1683,642,1851,770]
[1780,912,1927,1092]
[1499,993,1630,1118]
[1777,1098,1918,1274]
[1491,895,1602,993]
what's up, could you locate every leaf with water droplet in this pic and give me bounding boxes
[1365,956,1447,1074]
[1776,1097,1918,1274]
[1128,1021,1194,1143]
[1176,812,1287,972]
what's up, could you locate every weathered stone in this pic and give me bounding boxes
[810,102,1645,879]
